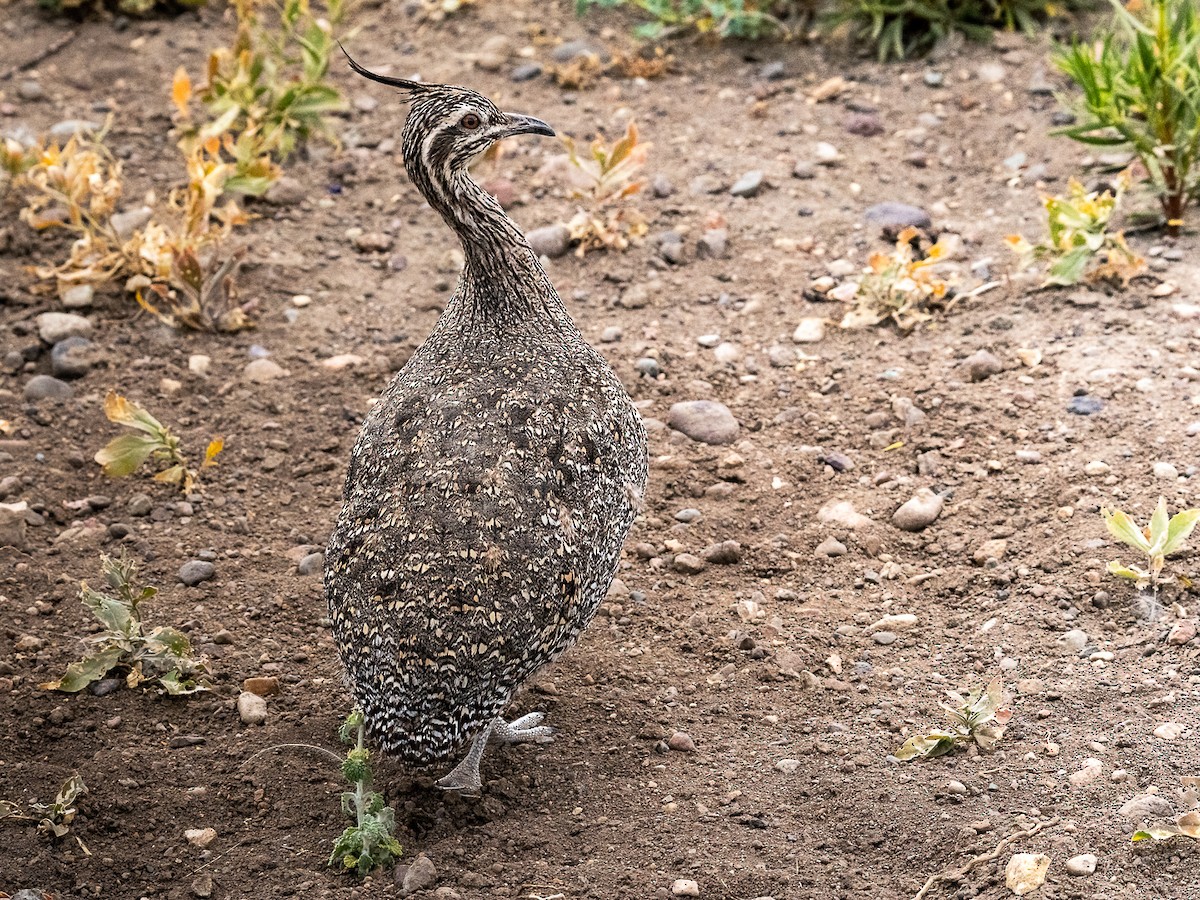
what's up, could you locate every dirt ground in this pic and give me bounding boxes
[2,1,1199,898]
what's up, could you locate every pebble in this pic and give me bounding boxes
[188,354,211,376]
[551,40,605,63]
[701,541,742,565]
[1084,460,1110,476]
[652,174,675,198]
[792,160,815,179]
[110,206,154,241]
[244,359,286,382]
[1066,854,1097,877]
[923,71,944,87]
[696,228,728,259]
[814,142,840,165]
[236,691,267,725]
[297,552,324,576]
[510,62,542,82]
[667,731,696,752]
[1153,722,1184,740]
[49,119,101,140]
[1153,461,1178,480]
[759,61,785,80]
[666,401,739,445]
[128,494,153,517]
[845,113,884,136]
[1067,395,1103,415]
[674,508,702,523]
[1069,758,1103,785]
[1119,794,1173,821]
[872,631,896,645]
[600,326,622,343]
[526,224,571,259]
[977,62,1006,83]
[776,758,801,774]
[1060,629,1089,653]
[730,170,763,198]
[815,537,847,557]
[689,174,725,195]
[792,318,825,343]
[24,374,73,402]
[712,342,740,364]
[36,311,93,344]
[864,202,930,235]
[1167,620,1196,645]
[353,232,394,253]
[867,613,917,633]
[61,284,94,309]
[51,336,94,379]
[18,79,45,101]
[973,539,1007,564]
[673,553,706,575]
[892,488,943,532]
[185,827,218,849]
[817,500,873,530]
[767,346,795,368]
[635,357,662,378]
[178,560,216,586]
[401,855,438,895]
[963,349,1003,382]
[243,676,280,697]
[671,879,700,897]
[263,176,305,206]
[1005,853,1049,896]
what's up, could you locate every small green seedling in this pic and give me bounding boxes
[1005,172,1145,287]
[1133,778,1199,843]
[1,775,88,839]
[1101,498,1200,592]
[894,678,1011,761]
[41,554,211,695]
[329,710,403,877]
[95,391,223,494]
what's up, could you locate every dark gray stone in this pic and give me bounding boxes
[24,374,73,401]
[179,560,216,586]
[51,336,94,379]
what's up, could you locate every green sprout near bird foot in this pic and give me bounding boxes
[329,709,403,877]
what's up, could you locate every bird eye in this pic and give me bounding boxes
[460,113,482,130]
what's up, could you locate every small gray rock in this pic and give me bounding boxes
[667,400,739,445]
[689,174,725,195]
[872,631,897,645]
[673,553,706,575]
[759,61,786,81]
[526,224,571,259]
[297,552,324,576]
[696,229,728,259]
[864,202,931,236]
[551,40,606,63]
[0,501,29,550]
[815,537,847,557]
[674,508,702,523]
[1119,794,1174,822]
[61,284,94,309]
[924,71,944,87]
[1066,854,1097,876]
[24,374,73,402]
[635,357,661,378]
[401,854,438,895]
[263,176,306,206]
[652,174,675,198]
[110,206,154,241]
[51,336,94,379]
[845,113,884,137]
[49,119,101,140]
[237,691,267,725]
[963,349,1003,382]
[730,170,763,198]
[701,540,742,565]
[36,311,93,344]
[510,63,542,82]
[892,488,944,532]
[179,560,216,587]
[18,79,45,101]
[244,358,286,382]
[128,493,153,517]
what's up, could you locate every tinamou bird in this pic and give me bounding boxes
[324,53,649,794]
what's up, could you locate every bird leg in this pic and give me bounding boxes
[435,712,554,794]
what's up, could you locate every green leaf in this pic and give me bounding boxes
[1149,497,1171,554]
[894,730,959,761]
[95,433,161,478]
[1102,508,1152,553]
[40,645,124,692]
[1107,560,1148,580]
[1163,508,1200,556]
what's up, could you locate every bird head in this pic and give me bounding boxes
[342,48,554,182]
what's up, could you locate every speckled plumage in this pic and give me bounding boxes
[324,64,648,772]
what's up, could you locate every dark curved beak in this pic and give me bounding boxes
[503,113,555,139]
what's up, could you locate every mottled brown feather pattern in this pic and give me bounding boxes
[324,80,648,765]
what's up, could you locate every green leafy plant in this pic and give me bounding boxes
[41,555,210,695]
[329,710,404,877]
[1005,170,1146,286]
[837,225,957,331]
[95,392,223,494]
[827,0,1092,62]
[1133,778,1199,842]
[178,0,349,169]
[576,0,812,40]
[1056,0,1200,235]
[560,121,650,255]
[894,678,1011,760]
[1101,497,1200,592]
[0,775,88,839]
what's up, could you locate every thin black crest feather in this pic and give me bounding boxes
[340,44,431,97]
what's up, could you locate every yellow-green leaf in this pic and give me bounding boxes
[1101,507,1151,553]
[95,433,160,478]
[1163,508,1200,557]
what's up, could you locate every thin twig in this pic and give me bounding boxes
[0,30,79,82]
[911,816,1062,900]
[242,743,342,769]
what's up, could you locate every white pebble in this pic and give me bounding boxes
[671,879,700,897]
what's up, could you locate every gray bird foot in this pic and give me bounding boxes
[435,712,554,795]
[493,711,555,745]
